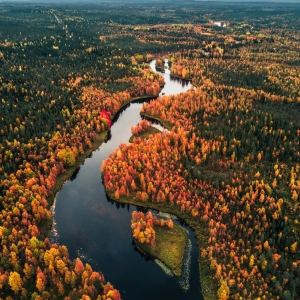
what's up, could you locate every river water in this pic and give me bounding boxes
[50,60,203,299]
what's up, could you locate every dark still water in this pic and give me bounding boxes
[50,60,203,299]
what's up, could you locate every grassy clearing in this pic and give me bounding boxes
[129,126,161,143]
[134,223,187,276]
[140,112,173,130]
[107,193,218,300]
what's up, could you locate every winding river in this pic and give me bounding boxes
[50,60,203,299]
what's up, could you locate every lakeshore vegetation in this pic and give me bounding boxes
[131,210,187,277]
[1,1,300,299]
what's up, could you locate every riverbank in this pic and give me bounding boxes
[132,112,217,300]
[140,113,173,131]
[134,223,187,277]
[51,60,208,299]
[129,126,161,143]
[105,191,217,300]
[46,93,160,229]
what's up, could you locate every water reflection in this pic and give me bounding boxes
[104,130,112,143]
[51,60,202,300]
[70,166,80,181]
[169,76,191,87]
[141,115,163,126]
[111,97,155,124]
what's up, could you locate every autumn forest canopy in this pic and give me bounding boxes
[1,1,300,300]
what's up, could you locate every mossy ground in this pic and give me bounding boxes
[155,67,165,73]
[129,126,161,143]
[134,223,187,276]
[140,113,173,131]
[107,193,218,300]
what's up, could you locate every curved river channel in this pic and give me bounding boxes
[50,60,203,299]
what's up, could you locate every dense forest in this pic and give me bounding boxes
[1,1,300,299]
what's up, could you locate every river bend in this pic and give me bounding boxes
[50,60,203,300]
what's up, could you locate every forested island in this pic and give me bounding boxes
[1,1,300,299]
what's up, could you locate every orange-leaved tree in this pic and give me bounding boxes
[131,211,173,247]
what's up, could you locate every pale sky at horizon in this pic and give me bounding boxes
[1,0,299,2]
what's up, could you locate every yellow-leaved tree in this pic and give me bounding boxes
[57,147,76,167]
[8,271,22,293]
[217,278,230,300]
